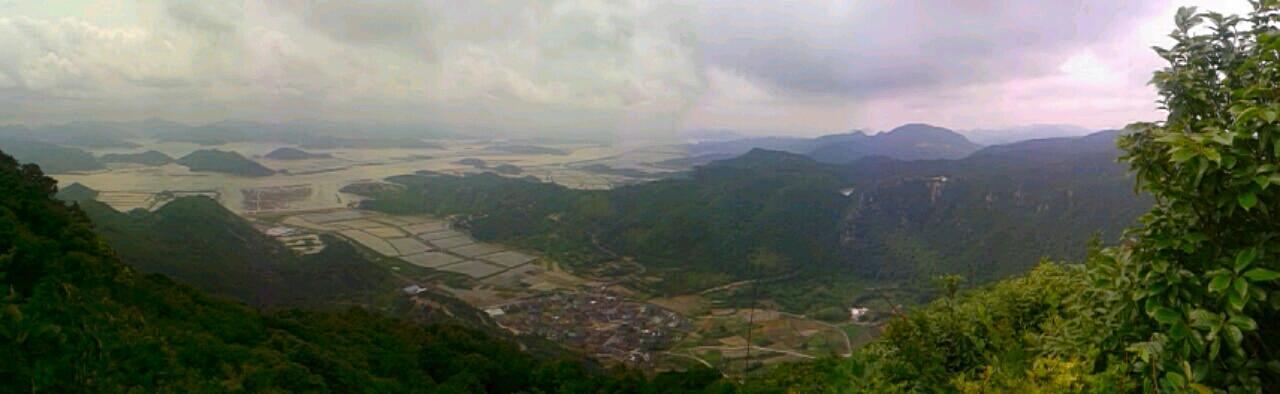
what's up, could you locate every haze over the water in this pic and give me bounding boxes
[0,1,1253,139]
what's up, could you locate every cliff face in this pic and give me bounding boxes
[831,134,1150,281]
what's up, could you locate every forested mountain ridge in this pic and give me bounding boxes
[348,130,1149,293]
[830,129,1149,280]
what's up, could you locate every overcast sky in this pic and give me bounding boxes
[0,0,1255,138]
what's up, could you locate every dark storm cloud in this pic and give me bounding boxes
[696,1,1165,98]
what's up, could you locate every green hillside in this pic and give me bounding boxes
[349,162,848,294]
[75,196,395,309]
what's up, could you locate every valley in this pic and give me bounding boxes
[25,123,1151,377]
[35,131,885,376]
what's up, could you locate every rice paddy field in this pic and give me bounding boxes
[269,208,587,307]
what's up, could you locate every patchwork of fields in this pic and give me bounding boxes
[275,208,573,307]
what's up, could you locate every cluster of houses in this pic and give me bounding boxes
[490,290,692,366]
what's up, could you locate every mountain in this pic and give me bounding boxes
[74,196,396,309]
[962,124,1094,145]
[0,149,731,392]
[348,131,1147,297]
[686,124,981,166]
[99,150,174,166]
[806,124,981,163]
[263,147,332,160]
[55,182,99,201]
[830,130,1147,281]
[0,138,104,173]
[176,149,275,176]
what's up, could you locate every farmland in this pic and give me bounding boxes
[270,208,580,307]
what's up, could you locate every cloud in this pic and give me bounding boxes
[0,0,706,139]
[683,0,1256,133]
[694,1,1163,99]
[0,0,1262,137]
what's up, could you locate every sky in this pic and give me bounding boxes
[0,0,1256,139]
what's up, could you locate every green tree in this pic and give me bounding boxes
[1102,2,1280,391]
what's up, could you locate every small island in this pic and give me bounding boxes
[488,144,568,155]
[493,163,522,174]
[264,147,333,160]
[177,149,275,177]
[100,150,174,166]
[454,158,487,168]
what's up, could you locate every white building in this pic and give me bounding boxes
[850,307,870,322]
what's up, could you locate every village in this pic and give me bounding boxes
[486,289,693,366]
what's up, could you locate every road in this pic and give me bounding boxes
[776,311,853,357]
[689,345,816,360]
[660,351,725,377]
[696,270,802,295]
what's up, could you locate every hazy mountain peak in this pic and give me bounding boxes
[963,124,1094,145]
[880,123,974,144]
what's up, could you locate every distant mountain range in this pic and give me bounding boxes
[679,123,1100,167]
[961,124,1095,145]
[0,138,104,173]
[684,123,982,165]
